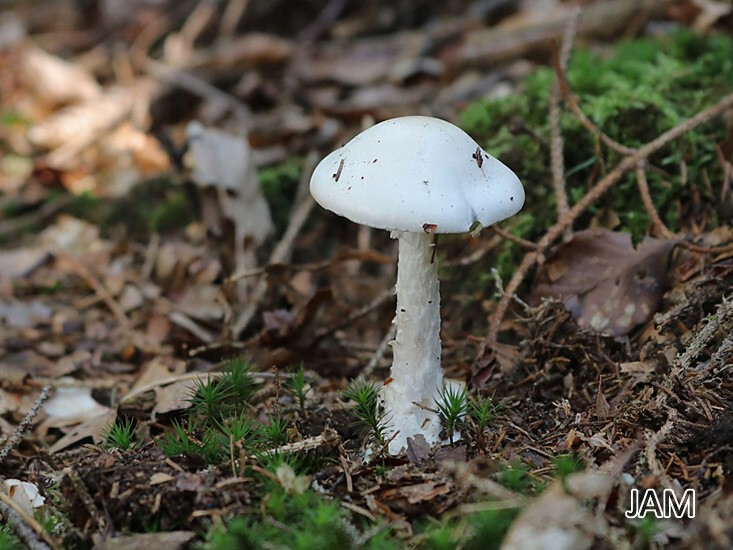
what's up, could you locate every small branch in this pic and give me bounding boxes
[362,323,397,378]
[55,249,130,330]
[314,288,394,343]
[0,386,50,463]
[268,427,341,455]
[65,467,105,534]
[549,6,581,232]
[552,50,634,156]
[673,295,733,375]
[635,161,674,238]
[0,494,58,550]
[637,162,733,253]
[489,225,539,250]
[232,152,319,336]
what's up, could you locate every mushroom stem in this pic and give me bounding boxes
[382,230,443,454]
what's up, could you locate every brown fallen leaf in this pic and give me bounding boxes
[532,229,676,336]
[381,481,452,505]
[406,433,431,464]
[47,408,117,453]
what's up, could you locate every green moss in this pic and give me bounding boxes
[203,487,357,550]
[462,30,733,245]
[258,158,303,235]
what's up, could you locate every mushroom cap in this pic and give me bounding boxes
[310,116,524,234]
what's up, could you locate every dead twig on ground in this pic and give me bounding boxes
[549,6,580,236]
[673,295,733,375]
[552,49,634,156]
[637,162,733,254]
[0,386,50,463]
[314,288,394,344]
[231,152,319,337]
[362,323,397,378]
[55,249,131,330]
[0,495,57,550]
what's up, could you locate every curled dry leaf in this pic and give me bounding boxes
[532,229,676,336]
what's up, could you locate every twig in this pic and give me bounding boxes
[635,161,673,237]
[362,323,397,378]
[644,410,676,483]
[0,496,57,550]
[486,91,733,345]
[489,225,538,250]
[552,50,634,156]
[549,6,581,233]
[314,288,394,343]
[637,162,733,253]
[232,152,319,336]
[65,467,105,534]
[220,0,249,39]
[144,59,251,124]
[0,195,74,239]
[0,386,50,463]
[54,249,130,330]
[673,295,733,375]
[297,0,350,43]
[269,427,341,455]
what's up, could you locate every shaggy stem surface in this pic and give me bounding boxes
[382,230,443,454]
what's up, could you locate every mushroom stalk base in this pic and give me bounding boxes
[382,230,443,454]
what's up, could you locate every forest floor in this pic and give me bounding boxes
[1,0,733,549]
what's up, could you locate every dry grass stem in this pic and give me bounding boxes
[0,386,51,463]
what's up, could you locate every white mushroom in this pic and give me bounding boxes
[310,116,524,454]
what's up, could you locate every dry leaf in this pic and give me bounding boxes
[43,386,110,420]
[0,300,52,328]
[501,471,612,550]
[0,247,48,278]
[40,215,105,254]
[298,31,426,86]
[406,433,431,464]
[20,44,101,106]
[382,481,451,505]
[47,408,117,453]
[3,479,45,513]
[149,473,175,485]
[532,229,675,336]
[195,33,293,71]
[187,122,273,276]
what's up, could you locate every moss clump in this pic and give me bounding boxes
[259,158,302,236]
[462,30,733,242]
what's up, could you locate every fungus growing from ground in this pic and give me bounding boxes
[310,116,524,454]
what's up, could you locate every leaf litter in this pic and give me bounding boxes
[1,1,733,549]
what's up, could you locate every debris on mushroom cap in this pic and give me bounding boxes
[310,116,525,234]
